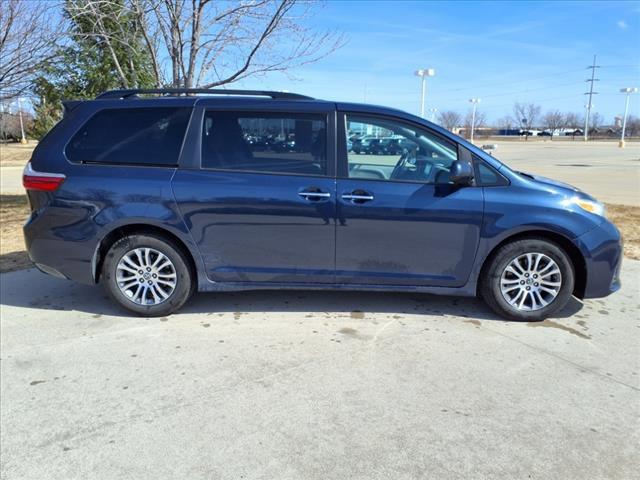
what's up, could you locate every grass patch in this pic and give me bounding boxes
[0,195,638,276]
[0,143,35,167]
[0,194,32,273]
[605,204,640,260]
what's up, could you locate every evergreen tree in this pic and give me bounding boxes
[31,0,155,138]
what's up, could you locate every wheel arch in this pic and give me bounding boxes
[93,223,198,284]
[478,230,587,299]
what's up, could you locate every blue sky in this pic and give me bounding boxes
[239,0,640,123]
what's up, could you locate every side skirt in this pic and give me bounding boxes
[197,279,478,297]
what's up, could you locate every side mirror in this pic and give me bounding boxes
[450,160,474,186]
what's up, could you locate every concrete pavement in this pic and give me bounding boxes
[492,141,640,206]
[1,261,639,479]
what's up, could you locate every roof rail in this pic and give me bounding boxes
[95,88,313,100]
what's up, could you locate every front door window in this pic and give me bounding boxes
[346,115,458,184]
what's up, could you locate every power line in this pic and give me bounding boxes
[433,68,587,94]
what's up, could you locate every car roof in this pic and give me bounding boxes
[73,89,423,121]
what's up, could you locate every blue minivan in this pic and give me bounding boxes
[23,89,622,320]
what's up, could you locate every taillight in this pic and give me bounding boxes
[23,162,66,192]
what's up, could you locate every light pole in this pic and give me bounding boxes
[16,97,26,144]
[469,98,481,143]
[619,87,638,148]
[428,107,438,122]
[414,68,435,118]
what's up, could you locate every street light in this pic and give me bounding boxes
[428,107,438,122]
[469,98,481,143]
[16,97,26,144]
[415,68,435,118]
[619,87,638,148]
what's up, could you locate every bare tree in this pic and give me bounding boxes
[0,0,62,99]
[66,0,345,89]
[626,115,640,138]
[496,116,514,132]
[564,112,581,129]
[463,108,486,139]
[590,112,604,132]
[564,112,582,140]
[436,110,462,132]
[512,102,541,140]
[0,106,34,141]
[541,110,565,140]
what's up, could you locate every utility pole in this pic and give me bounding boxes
[583,54,600,141]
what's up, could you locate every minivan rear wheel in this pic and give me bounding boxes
[480,238,575,321]
[102,233,194,317]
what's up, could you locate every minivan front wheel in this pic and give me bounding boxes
[102,233,194,316]
[480,238,575,321]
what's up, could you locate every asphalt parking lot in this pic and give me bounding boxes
[1,260,639,479]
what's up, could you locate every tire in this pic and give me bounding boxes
[102,233,194,317]
[480,238,575,321]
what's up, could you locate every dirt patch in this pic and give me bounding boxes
[0,195,31,272]
[605,204,640,260]
[0,143,35,167]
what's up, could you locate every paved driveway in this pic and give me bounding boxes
[1,261,638,479]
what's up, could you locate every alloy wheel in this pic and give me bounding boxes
[499,252,562,311]
[116,247,177,305]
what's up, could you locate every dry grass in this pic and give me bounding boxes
[0,194,32,272]
[0,193,638,275]
[605,204,640,260]
[0,142,36,167]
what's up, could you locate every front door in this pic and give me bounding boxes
[336,113,483,287]
[173,105,336,284]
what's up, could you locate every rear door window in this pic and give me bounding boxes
[201,111,327,176]
[66,107,191,166]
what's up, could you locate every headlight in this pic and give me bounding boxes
[569,196,606,217]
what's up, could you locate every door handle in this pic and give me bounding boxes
[341,190,374,203]
[298,189,331,201]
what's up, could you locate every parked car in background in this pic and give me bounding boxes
[352,136,379,154]
[23,88,622,321]
[565,129,584,136]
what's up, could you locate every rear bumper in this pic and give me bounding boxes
[575,219,623,298]
[23,209,98,285]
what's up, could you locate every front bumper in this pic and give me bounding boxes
[575,219,623,298]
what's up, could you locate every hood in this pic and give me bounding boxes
[518,171,599,202]
[519,172,579,192]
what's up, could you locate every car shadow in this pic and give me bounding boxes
[0,268,584,322]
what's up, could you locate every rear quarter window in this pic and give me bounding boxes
[66,107,191,166]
